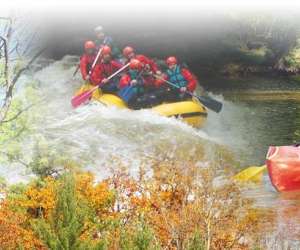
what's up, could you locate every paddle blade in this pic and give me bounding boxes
[118,85,137,103]
[197,95,223,113]
[233,165,267,183]
[71,90,93,108]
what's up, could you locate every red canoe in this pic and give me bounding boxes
[266,146,300,192]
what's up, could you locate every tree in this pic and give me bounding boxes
[0,15,45,167]
[105,158,275,250]
[32,173,106,250]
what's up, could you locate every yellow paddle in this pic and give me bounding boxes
[233,165,267,183]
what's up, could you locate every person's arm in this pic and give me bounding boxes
[148,58,158,73]
[90,64,104,85]
[80,55,89,80]
[182,68,197,92]
[154,74,168,88]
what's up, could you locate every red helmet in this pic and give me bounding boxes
[102,45,111,55]
[129,59,142,70]
[166,56,177,66]
[123,46,134,57]
[84,41,96,50]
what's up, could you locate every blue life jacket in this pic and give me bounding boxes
[118,69,144,103]
[166,65,187,88]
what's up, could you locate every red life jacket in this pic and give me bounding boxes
[100,60,123,77]
[91,60,123,85]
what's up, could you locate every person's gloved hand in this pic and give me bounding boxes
[85,75,90,82]
[144,64,151,71]
[101,78,109,84]
[180,87,187,93]
[130,79,137,86]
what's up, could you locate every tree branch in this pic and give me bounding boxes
[12,47,46,85]
[0,48,46,124]
[0,36,9,86]
[1,102,36,123]
[0,150,29,167]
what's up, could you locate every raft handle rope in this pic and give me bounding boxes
[266,146,279,160]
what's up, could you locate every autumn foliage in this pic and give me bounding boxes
[0,160,274,250]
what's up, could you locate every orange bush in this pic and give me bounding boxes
[0,202,46,249]
[75,172,115,213]
[10,177,57,218]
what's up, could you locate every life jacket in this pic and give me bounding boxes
[128,69,145,95]
[128,69,140,80]
[166,65,187,88]
[101,63,114,78]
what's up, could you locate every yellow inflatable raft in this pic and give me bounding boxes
[75,84,207,128]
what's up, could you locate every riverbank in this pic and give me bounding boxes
[223,90,300,101]
[200,74,300,92]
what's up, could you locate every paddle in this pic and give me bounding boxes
[71,63,130,108]
[73,64,80,78]
[154,75,223,113]
[88,46,104,77]
[118,85,136,103]
[233,165,267,183]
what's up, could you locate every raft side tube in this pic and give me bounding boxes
[152,100,207,128]
[266,146,300,192]
[73,85,207,128]
[97,94,128,108]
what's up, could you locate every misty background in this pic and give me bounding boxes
[3,3,300,90]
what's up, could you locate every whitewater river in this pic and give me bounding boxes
[1,56,300,248]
